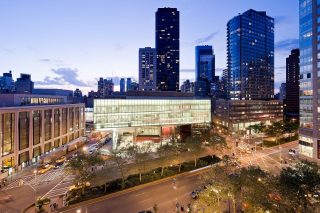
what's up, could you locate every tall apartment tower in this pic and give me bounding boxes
[227,9,274,100]
[285,49,300,120]
[194,45,215,97]
[155,8,180,91]
[299,0,320,160]
[139,47,157,91]
[120,78,125,93]
[126,78,132,91]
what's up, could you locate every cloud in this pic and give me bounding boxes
[275,39,299,51]
[52,68,88,87]
[36,76,65,86]
[193,32,218,45]
[36,68,88,87]
[38,58,67,66]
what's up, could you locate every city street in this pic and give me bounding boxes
[0,137,299,213]
[60,169,206,213]
[232,140,299,174]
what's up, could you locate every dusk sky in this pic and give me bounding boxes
[0,0,299,94]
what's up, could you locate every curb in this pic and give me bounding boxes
[58,165,213,212]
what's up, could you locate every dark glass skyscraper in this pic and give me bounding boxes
[195,45,215,97]
[227,9,274,100]
[120,78,125,93]
[155,8,180,91]
[285,49,299,120]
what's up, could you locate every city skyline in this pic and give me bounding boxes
[0,0,298,93]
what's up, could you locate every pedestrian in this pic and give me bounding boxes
[181,205,184,211]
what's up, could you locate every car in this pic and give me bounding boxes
[54,161,64,168]
[38,164,54,174]
[191,191,198,199]
[289,149,297,155]
[56,156,66,163]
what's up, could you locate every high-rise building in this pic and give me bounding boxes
[126,78,132,91]
[98,77,104,97]
[139,47,157,91]
[227,9,274,100]
[195,45,215,82]
[194,45,215,97]
[15,74,34,94]
[298,0,319,160]
[155,7,180,91]
[180,80,194,93]
[74,88,83,98]
[221,69,230,99]
[285,49,300,120]
[130,81,139,91]
[120,78,125,94]
[103,79,114,96]
[279,83,286,101]
[0,71,15,93]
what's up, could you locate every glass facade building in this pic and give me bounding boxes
[299,0,320,159]
[0,104,85,171]
[156,8,180,91]
[195,45,215,97]
[139,47,157,91]
[94,99,211,129]
[214,99,283,133]
[227,9,274,100]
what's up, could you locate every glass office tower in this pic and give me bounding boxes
[155,8,180,91]
[299,0,320,160]
[195,46,215,97]
[227,9,274,100]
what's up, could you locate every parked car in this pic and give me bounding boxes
[38,164,54,174]
[191,191,198,199]
[56,156,66,163]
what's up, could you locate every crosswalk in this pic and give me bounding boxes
[42,175,75,199]
[0,168,65,191]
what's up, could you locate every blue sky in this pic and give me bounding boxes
[0,0,299,94]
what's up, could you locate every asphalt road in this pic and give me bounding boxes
[60,170,205,213]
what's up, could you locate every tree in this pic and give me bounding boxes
[185,135,204,167]
[129,143,152,182]
[65,152,104,194]
[278,160,320,212]
[157,144,174,176]
[247,123,266,134]
[109,148,130,188]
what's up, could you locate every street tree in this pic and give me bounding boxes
[157,144,174,176]
[65,152,104,194]
[109,148,130,188]
[278,160,320,212]
[129,143,152,182]
[185,135,204,167]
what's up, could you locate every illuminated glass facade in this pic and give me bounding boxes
[0,104,85,171]
[299,0,320,159]
[227,9,274,100]
[214,99,283,133]
[94,99,211,129]
[156,8,180,91]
